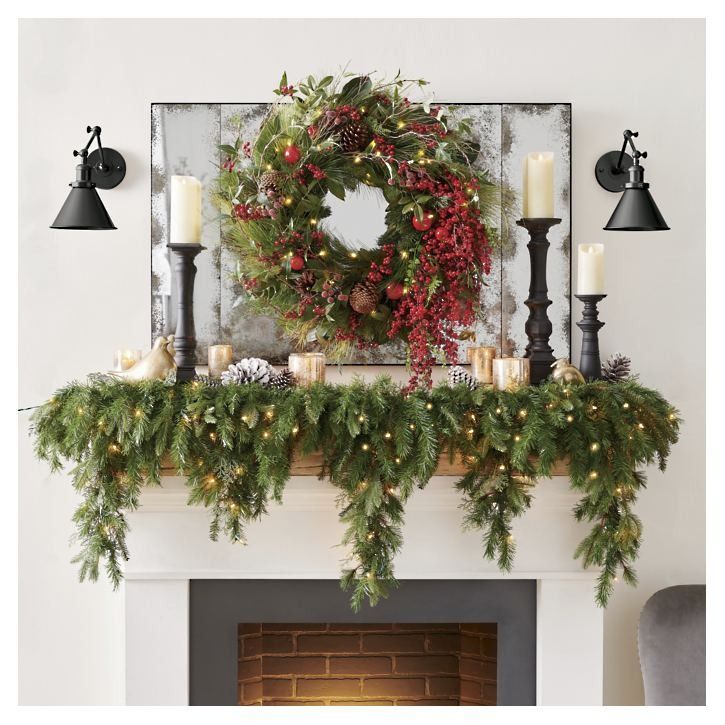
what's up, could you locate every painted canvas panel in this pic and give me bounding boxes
[151,103,571,364]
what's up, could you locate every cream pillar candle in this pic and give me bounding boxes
[522,152,555,218]
[288,353,326,387]
[577,244,606,294]
[170,175,202,243]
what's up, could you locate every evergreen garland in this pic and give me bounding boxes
[31,377,680,610]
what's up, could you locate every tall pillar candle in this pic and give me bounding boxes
[577,244,605,295]
[170,175,202,243]
[522,152,555,218]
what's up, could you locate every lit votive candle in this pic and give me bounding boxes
[208,345,234,378]
[289,352,326,387]
[114,348,142,372]
[493,357,531,391]
[466,346,497,385]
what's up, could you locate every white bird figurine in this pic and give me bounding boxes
[111,336,177,381]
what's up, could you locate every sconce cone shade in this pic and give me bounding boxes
[50,185,117,230]
[604,187,669,231]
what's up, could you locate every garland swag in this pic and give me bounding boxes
[31,377,680,610]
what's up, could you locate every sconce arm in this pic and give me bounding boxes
[616,130,647,171]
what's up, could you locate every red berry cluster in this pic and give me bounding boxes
[386,173,492,390]
[366,243,395,284]
[222,157,236,172]
[280,85,295,96]
[408,121,447,139]
[233,203,274,221]
[305,163,326,180]
[242,141,252,158]
[372,135,395,158]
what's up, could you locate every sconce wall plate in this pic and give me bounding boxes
[595,150,634,192]
[87,147,126,189]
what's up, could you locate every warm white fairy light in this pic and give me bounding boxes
[589,471,598,480]
[514,434,521,442]
[426,402,434,411]
[292,426,299,435]
[623,402,630,409]
[409,423,416,430]
[361,443,370,451]
[134,408,142,418]
[498,464,506,472]
[495,407,502,415]
[209,431,217,442]
[590,442,600,452]
[358,415,365,423]
[384,432,392,440]
[566,415,574,423]
[262,431,270,439]
[518,409,527,419]
[394,457,401,464]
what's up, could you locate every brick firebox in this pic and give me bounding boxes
[238,623,497,706]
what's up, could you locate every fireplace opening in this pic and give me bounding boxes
[238,623,497,706]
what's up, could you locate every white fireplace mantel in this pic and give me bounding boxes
[124,474,603,706]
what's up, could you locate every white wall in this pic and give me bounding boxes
[18,18,705,705]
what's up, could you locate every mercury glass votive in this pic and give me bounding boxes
[288,352,326,386]
[114,348,142,372]
[493,357,531,391]
[466,346,497,384]
[208,344,234,378]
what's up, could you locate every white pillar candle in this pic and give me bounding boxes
[522,152,555,218]
[169,175,202,243]
[577,244,606,294]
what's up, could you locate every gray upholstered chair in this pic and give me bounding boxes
[638,585,706,705]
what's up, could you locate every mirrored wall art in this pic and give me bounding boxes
[151,103,571,364]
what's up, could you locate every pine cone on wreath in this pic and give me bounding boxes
[221,357,276,386]
[349,281,379,314]
[259,170,285,196]
[294,270,316,292]
[339,120,372,153]
[448,365,480,391]
[268,368,295,390]
[601,352,632,383]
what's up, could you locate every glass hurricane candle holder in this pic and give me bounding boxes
[208,344,234,378]
[466,346,496,384]
[288,352,326,387]
[114,348,142,372]
[493,357,531,391]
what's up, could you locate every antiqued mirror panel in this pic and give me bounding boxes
[151,103,571,364]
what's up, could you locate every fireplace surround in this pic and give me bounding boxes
[189,579,536,705]
[124,474,603,705]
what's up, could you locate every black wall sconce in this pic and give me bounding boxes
[51,125,126,230]
[595,129,669,231]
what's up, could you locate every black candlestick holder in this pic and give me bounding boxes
[575,294,607,381]
[167,243,206,382]
[516,217,561,384]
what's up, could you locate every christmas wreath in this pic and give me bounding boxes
[217,72,505,388]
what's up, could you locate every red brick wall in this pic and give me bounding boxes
[238,623,497,706]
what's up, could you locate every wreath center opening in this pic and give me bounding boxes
[323,187,388,252]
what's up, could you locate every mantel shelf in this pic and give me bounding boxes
[160,451,570,478]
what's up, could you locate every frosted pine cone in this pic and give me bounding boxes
[221,357,275,386]
[448,365,480,390]
[268,369,295,390]
[601,353,631,383]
